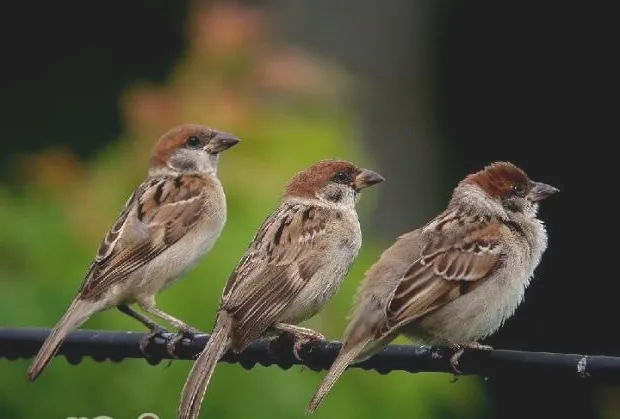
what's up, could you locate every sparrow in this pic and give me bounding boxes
[26,124,239,382]
[176,159,384,419]
[307,161,559,413]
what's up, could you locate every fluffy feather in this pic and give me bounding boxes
[307,161,558,413]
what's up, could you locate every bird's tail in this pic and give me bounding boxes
[27,298,94,381]
[306,338,370,414]
[177,313,232,419]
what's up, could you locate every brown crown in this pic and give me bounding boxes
[148,124,214,169]
[284,159,362,198]
[461,161,531,197]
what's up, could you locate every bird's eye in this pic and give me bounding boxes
[185,136,202,148]
[511,182,527,196]
[332,171,349,183]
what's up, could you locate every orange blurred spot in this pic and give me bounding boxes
[17,147,83,196]
[189,1,264,57]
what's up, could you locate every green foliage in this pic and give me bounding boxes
[0,108,487,419]
[0,4,487,417]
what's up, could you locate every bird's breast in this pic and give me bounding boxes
[138,188,227,294]
[413,222,548,344]
[280,215,362,324]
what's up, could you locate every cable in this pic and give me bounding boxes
[2,327,618,384]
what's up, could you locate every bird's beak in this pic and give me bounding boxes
[208,131,240,153]
[354,169,385,191]
[527,181,559,202]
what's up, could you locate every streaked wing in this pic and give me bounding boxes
[79,174,209,299]
[220,202,331,350]
[380,214,504,336]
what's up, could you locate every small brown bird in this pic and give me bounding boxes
[307,161,558,413]
[177,159,384,419]
[27,124,239,381]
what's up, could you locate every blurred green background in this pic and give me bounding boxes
[0,2,486,418]
[1,1,615,419]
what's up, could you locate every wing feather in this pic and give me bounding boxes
[220,203,332,350]
[79,174,209,299]
[380,216,504,336]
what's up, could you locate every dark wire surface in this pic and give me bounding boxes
[2,328,619,384]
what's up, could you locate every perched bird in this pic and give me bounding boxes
[307,161,559,413]
[27,124,239,381]
[177,159,384,419]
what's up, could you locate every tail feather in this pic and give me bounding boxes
[306,339,370,414]
[27,298,94,381]
[177,313,232,419]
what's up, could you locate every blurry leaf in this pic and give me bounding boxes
[0,2,485,419]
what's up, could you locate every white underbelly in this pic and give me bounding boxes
[280,230,361,323]
[413,269,530,343]
[144,218,225,291]
[102,213,226,306]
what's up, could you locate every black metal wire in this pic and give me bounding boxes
[2,327,620,384]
